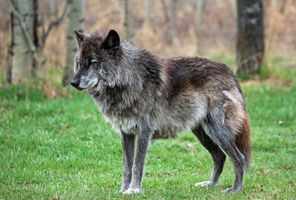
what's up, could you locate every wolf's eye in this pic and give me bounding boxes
[89,58,100,70]
[90,59,98,64]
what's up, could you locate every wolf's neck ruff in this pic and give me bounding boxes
[90,43,164,133]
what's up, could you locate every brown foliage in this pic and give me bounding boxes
[1,0,296,75]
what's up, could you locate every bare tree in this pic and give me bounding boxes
[123,0,133,41]
[8,0,34,83]
[194,0,204,52]
[160,0,173,45]
[8,0,68,83]
[144,0,152,26]
[159,0,178,45]
[32,0,39,76]
[236,0,264,75]
[40,1,69,50]
[170,0,178,41]
[50,0,59,18]
[7,11,14,83]
[62,0,85,86]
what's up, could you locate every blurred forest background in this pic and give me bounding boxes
[1,0,296,86]
[1,1,296,199]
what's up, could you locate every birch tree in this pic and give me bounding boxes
[236,0,264,75]
[62,0,85,86]
[194,0,204,52]
[8,0,68,83]
[170,0,178,41]
[123,0,133,41]
[9,0,34,83]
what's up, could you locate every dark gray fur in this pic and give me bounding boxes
[71,30,251,194]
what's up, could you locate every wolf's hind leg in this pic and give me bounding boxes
[120,132,135,193]
[201,108,245,193]
[192,125,226,187]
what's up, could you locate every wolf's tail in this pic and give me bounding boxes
[235,109,251,170]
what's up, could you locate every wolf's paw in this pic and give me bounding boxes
[122,188,142,195]
[222,187,242,193]
[195,181,215,187]
[120,187,128,194]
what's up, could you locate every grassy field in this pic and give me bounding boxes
[0,65,296,199]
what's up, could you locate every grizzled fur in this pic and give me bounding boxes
[71,30,251,194]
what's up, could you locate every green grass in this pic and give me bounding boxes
[1,68,296,199]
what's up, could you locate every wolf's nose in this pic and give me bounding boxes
[70,79,81,90]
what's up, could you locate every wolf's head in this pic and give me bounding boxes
[71,29,123,91]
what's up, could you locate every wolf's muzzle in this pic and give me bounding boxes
[70,79,83,90]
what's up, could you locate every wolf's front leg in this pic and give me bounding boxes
[123,120,152,194]
[120,132,135,193]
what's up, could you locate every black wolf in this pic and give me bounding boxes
[71,29,251,194]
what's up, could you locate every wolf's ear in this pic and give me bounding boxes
[74,30,87,47]
[102,30,120,50]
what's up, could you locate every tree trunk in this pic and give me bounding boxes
[160,0,173,45]
[144,0,152,26]
[50,0,58,18]
[170,0,178,41]
[7,12,14,83]
[62,0,85,86]
[236,0,264,75]
[194,0,204,53]
[123,0,133,41]
[10,0,34,83]
[32,0,39,77]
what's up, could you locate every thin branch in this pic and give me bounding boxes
[41,1,69,48]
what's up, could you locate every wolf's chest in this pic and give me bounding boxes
[96,97,143,118]
[92,90,147,132]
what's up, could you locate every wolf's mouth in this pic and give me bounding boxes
[87,81,100,93]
